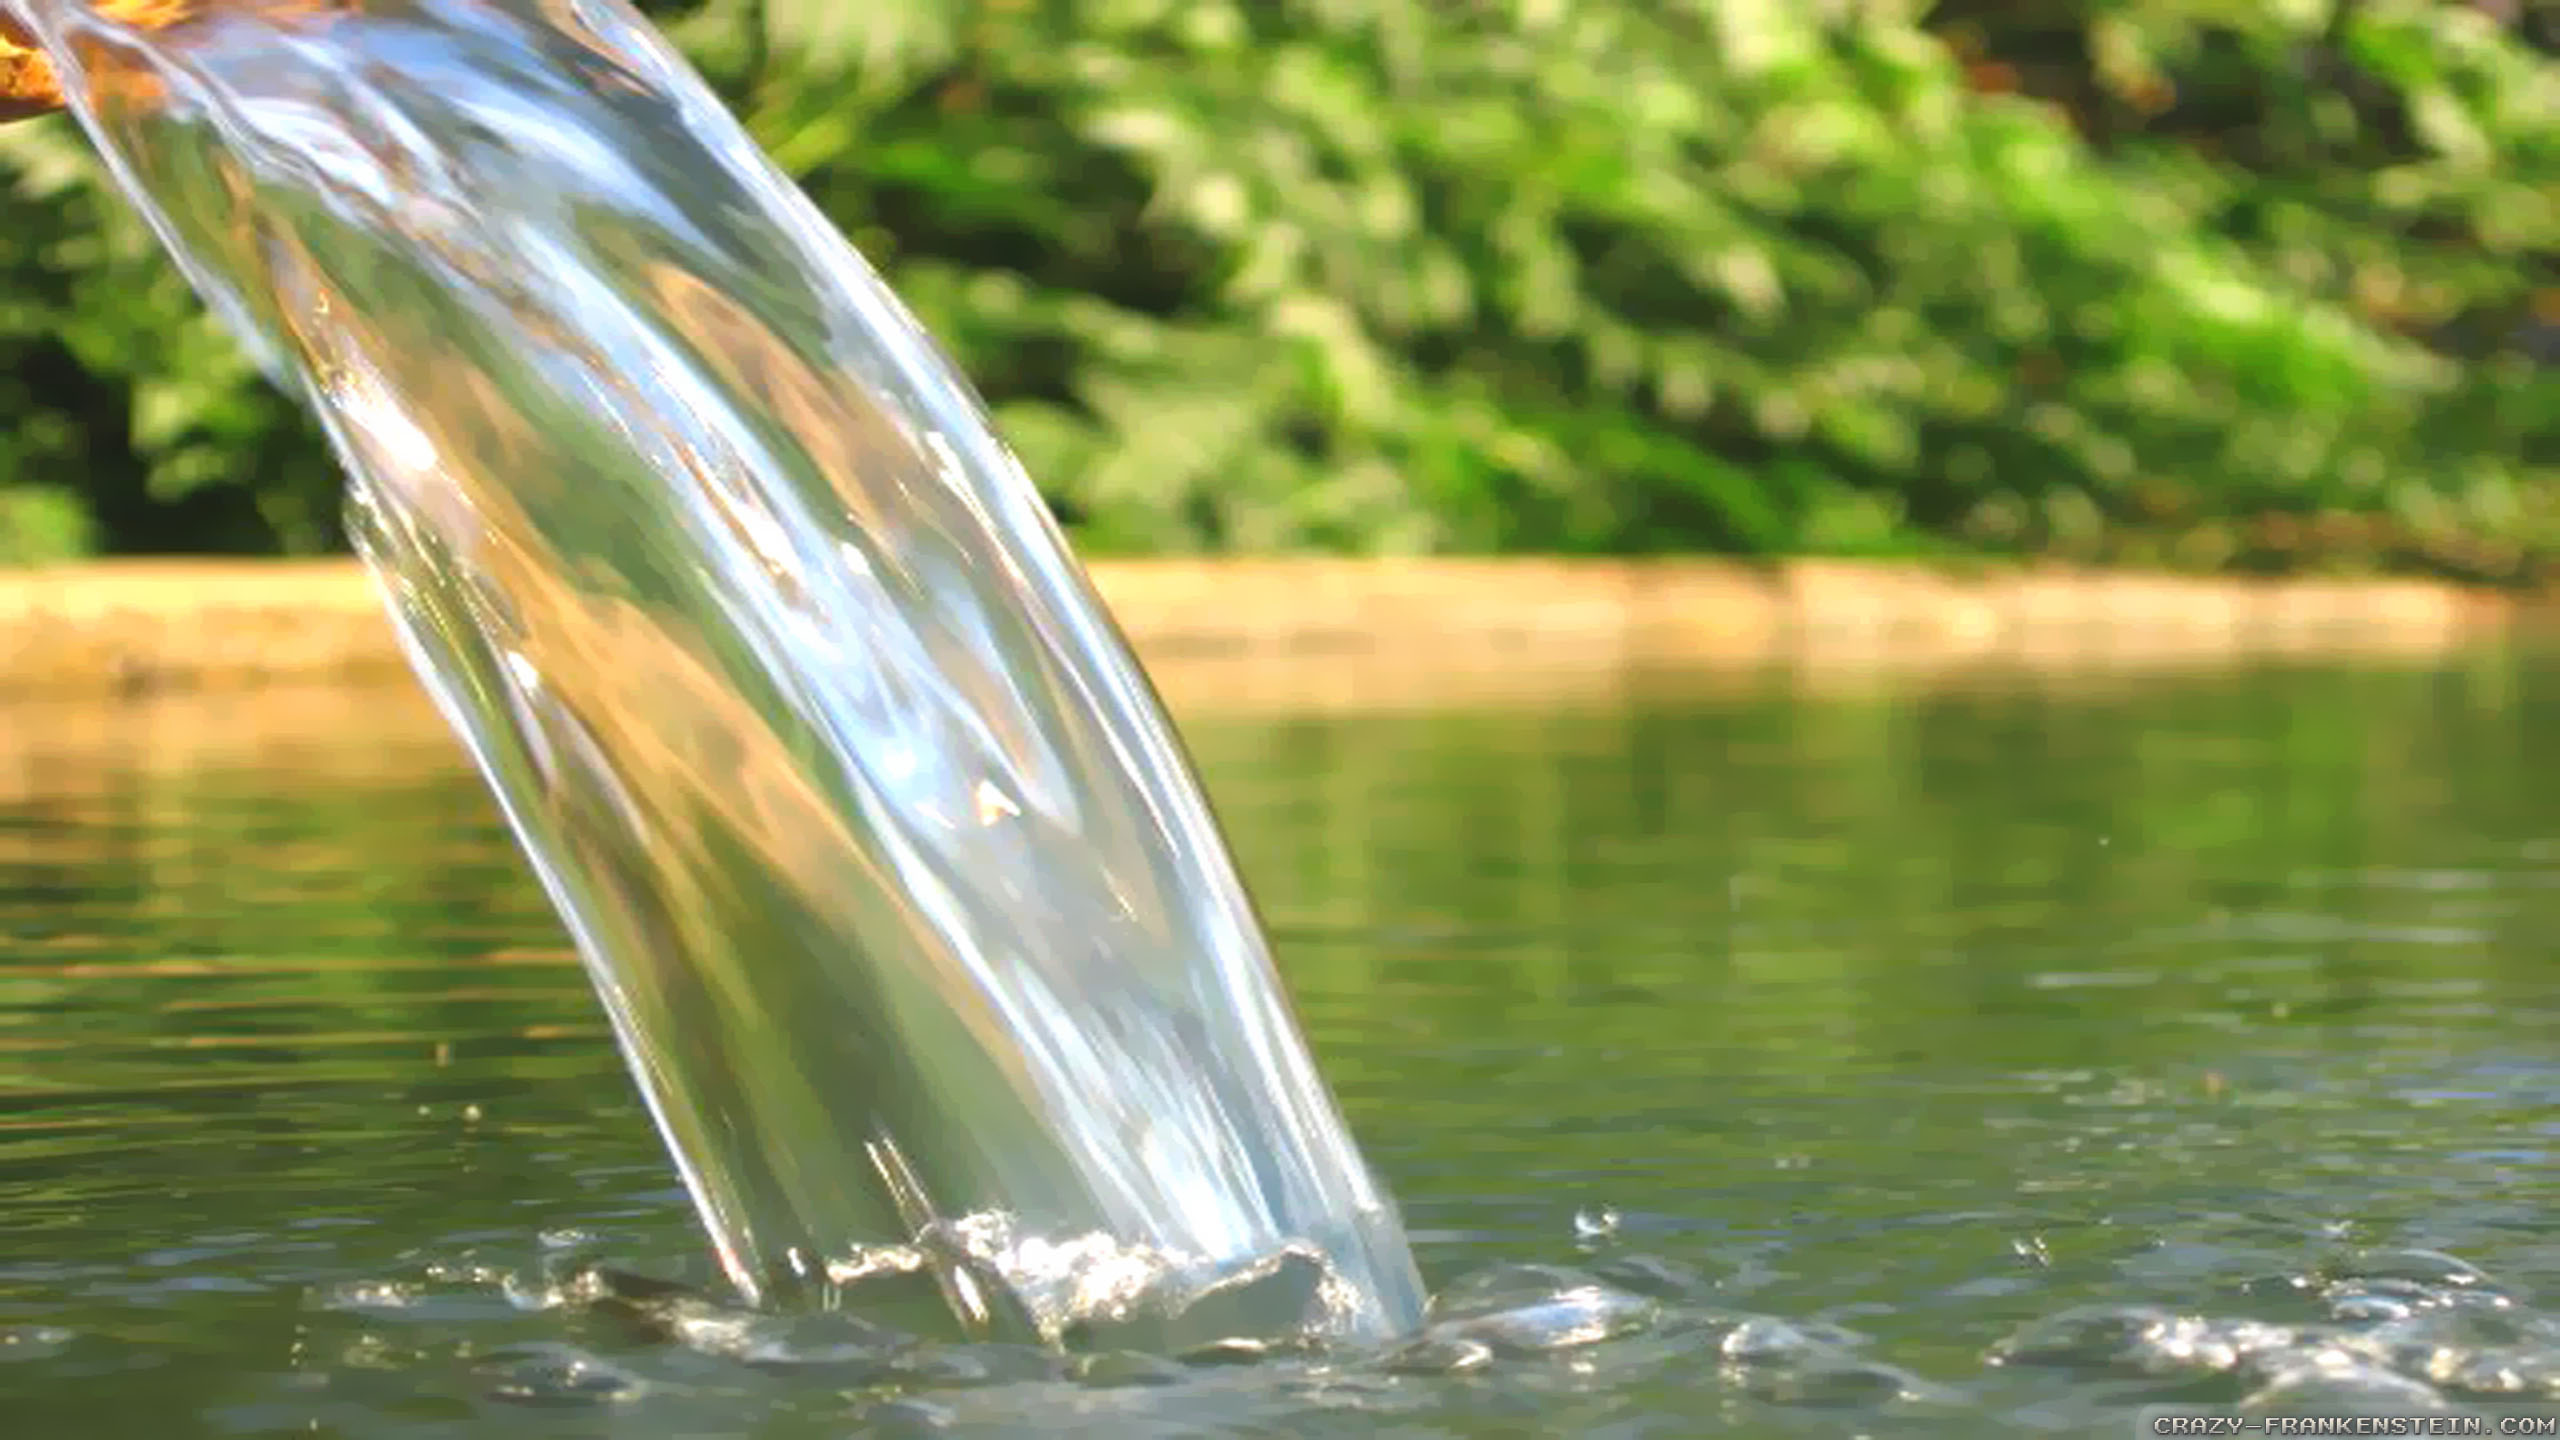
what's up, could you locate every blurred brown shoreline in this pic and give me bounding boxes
[0,557,2543,791]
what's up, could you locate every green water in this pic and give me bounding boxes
[4,649,2558,1436]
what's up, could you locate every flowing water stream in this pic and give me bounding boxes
[1,0,1421,1349]
[10,5,2560,1437]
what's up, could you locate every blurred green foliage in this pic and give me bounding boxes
[0,0,2553,576]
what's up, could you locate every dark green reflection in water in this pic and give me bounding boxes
[2,649,2556,1436]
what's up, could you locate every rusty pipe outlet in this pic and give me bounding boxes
[2,3,197,121]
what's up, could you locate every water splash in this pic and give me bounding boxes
[6,0,1421,1346]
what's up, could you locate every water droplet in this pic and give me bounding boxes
[0,1326,72,1362]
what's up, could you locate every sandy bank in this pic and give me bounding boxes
[0,557,2539,796]
[0,557,2526,701]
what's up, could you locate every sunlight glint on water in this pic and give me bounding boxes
[6,0,1421,1347]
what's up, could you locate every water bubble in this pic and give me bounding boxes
[1388,1263,1662,1373]
[1572,1205,1622,1244]
[1466,1286,1658,1354]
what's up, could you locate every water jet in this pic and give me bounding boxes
[1,0,1423,1350]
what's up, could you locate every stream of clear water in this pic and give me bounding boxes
[2,0,1420,1349]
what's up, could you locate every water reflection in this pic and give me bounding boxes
[2,653,2558,1433]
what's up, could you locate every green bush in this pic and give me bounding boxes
[1,0,2553,577]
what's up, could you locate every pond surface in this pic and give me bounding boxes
[3,649,2558,1437]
